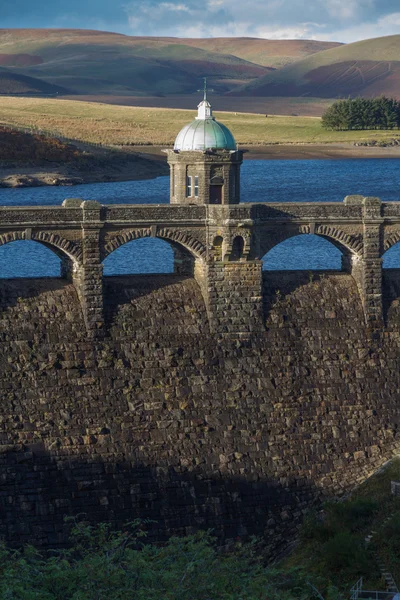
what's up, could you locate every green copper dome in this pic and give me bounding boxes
[174,99,237,152]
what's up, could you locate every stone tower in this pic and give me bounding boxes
[165,88,244,205]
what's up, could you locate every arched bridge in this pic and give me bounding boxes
[0,195,398,336]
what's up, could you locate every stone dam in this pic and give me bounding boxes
[1,196,400,557]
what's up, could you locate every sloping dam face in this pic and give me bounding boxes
[1,271,400,555]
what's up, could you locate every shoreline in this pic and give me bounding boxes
[133,142,400,161]
[245,143,400,160]
[1,143,400,189]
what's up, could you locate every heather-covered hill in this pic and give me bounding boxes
[235,34,400,98]
[0,67,66,95]
[0,29,271,95]
[177,37,342,69]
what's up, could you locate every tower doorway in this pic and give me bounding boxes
[210,185,223,204]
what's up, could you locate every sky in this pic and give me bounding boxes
[1,0,400,43]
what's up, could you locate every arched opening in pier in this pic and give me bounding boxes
[0,240,61,278]
[212,236,223,261]
[231,236,245,261]
[262,234,342,271]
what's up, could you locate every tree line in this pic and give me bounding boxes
[321,97,400,130]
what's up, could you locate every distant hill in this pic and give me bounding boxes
[176,38,342,69]
[0,29,271,95]
[235,35,400,98]
[0,67,67,95]
[0,29,340,97]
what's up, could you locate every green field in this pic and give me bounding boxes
[0,97,398,147]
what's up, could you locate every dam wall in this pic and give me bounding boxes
[1,271,400,555]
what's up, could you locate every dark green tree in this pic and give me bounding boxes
[321,96,400,130]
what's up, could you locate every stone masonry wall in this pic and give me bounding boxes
[1,272,400,557]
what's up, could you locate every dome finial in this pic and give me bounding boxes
[196,77,214,121]
[202,77,208,102]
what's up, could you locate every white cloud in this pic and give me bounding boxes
[207,0,225,8]
[323,0,373,21]
[318,10,400,42]
[159,3,191,11]
[123,0,400,41]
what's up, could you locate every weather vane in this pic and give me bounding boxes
[198,77,214,101]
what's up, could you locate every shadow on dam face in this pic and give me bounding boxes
[1,272,400,554]
[0,443,318,559]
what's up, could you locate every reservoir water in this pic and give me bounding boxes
[1,158,400,277]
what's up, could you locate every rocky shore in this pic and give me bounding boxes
[0,126,169,189]
[0,155,168,188]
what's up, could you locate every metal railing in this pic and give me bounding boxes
[356,593,399,599]
[351,579,399,600]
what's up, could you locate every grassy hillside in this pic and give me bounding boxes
[0,125,82,163]
[236,34,400,98]
[0,29,271,96]
[0,67,67,95]
[179,38,342,69]
[285,458,400,595]
[0,97,398,147]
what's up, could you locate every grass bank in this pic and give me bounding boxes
[0,97,399,147]
[284,458,400,595]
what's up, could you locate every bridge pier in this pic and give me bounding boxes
[73,202,105,339]
[345,197,384,329]
[361,198,384,328]
[204,260,264,336]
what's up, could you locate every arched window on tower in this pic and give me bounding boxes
[231,236,245,261]
[213,236,223,261]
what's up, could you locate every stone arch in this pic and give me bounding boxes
[384,231,400,253]
[0,231,82,264]
[157,228,207,260]
[32,231,83,264]
[0,231,25,247]
[258,225,362,260]
[103,228,207,261]
[315,225,363,257]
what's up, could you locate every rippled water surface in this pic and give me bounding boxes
[1,158,400,277]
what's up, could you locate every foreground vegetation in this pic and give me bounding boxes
[0,97,399,147]
[0,519,336,600]
[322,97,400,131]
[286,458,400,595]
[2,459,400,599]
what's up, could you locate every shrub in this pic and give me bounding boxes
[0,519,335,600]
